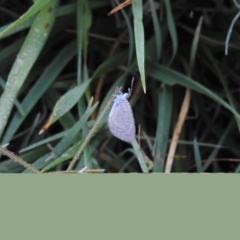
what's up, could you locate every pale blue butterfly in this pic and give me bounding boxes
[108,78,136,143]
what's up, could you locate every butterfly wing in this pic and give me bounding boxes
[108,97,135,142]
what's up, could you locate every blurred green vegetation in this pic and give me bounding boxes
[0,0,240,173]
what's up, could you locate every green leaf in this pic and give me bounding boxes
[149,0,162,61]
[23,100,98,172]
[42,140,82,172]
[146,61,240,122]
[2,40,77,144]
[0,0,59,139]
[153,85,173,172]
[132,0,146,93]
[0,0,50,38]
[42,81,91,129]
[163,0,178,65]
[193,138,202,172]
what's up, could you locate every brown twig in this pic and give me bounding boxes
[0,145,40,173]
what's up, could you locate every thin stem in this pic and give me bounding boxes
[225,10,240,55]
[164,89,191,173]
[66,86,122,172]
[0,145,40,173]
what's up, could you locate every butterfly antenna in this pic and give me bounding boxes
[128,77,135,97]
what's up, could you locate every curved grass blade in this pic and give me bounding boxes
[40,81,90,134]
[145,61,240,122]
[225,10,240,55]
[0,0,50,38]
[0,4,76,40]
[202,118,235,172]
[115,0,134,66]
[0,0,59,139]
[0,2,109,40]
[23,100,98,172]
[66,87,122,172]
[2,40,77,144]
[153,84,173,172]
[76,0,93,168]
[42,140,82,172]
[132,0,146,93]
[163,0,178,65]
[77,0,92,84]
[20,113,41,149]
[189,16,203,75]
[19,130,68,153]
[149,0,162,61]
[201,46,240,131]
[44,88,77,130]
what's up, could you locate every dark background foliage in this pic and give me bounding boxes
[0,0,240,173]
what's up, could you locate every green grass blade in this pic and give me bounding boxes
[163,0,178,65]
[149,0,162,60]
[0,0,59,139]
[0,76,24,116]
[23,100,98,172]
[153,84,173,172]
[43,81,91,127]
[115,0,134,66]
[146,61,240,122]
[19,130,68,153]
[132,0,146,93]
[193,138,202,172]
[189,17,203,75]
[201,46,240,132]
[202,118,235,172]
[225,10,240,55]
[0,0,50,38]
[2,40,77,144]
[42,140,82,172]
[20,113,41,149]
